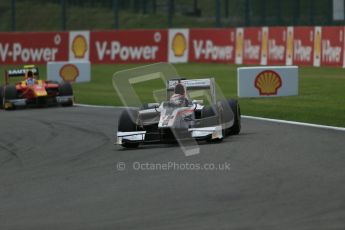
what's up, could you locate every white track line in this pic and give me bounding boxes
[76,103,345,132]
[75,103,125,109]
[242,115,345,132]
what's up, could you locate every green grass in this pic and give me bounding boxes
[1,63,345,127]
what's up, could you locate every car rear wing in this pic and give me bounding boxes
[167,78,213,90]
[166,78,216,104]
[4,65,39,85]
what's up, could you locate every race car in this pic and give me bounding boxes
[0,65,74,110]
[116,78,241,148]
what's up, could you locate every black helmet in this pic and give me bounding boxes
[26,70,34,78]
[174,83,185,95]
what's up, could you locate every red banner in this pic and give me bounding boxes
[90,30,167,64]
[242,27,262,65]
[291,27,314,66]
[1,26,345,68]
[320,26,344,67]
[0,32,68,64]
[189,29,236,63]
[267,27,287,65]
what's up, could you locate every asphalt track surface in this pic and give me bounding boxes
[0,106,345,230]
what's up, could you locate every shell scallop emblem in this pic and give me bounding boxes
[172,33,186,57]
[72,35,88,58]
[254,70,282,95]
[59,64,79,82]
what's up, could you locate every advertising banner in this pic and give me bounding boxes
[290,27,314,66]
[235,28,244,64]
[343,30,345,67]
[47,61,91,83]
[267,27,287,66]
[168,29,189,63]
[90,30,167,64]
[0,32,68,64]
[237,66,299,98]
[260,27,268,65]
[286,26,294,65]
[313,26,322,67]
[189,28,236,63]
[242,27,262,65]
[320,26,344,67]
[1,26,345,68]
[69,31,90,61]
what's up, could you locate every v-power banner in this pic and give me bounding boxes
[1,26,345,68]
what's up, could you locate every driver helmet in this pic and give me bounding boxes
[170,83,187,106]
[25,70,35,85]
[174,83,185,95]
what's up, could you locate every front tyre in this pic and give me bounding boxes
[118,109,140,148]
[0,86,4,109]
[58,83,74,106]
[228,100,241,135]
[203,104,224,143]
[3,85,17,110]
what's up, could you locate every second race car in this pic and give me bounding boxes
[0,65,74,110]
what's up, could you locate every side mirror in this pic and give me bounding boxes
[192,99,203,105]
[193,103,198,111]
[147,102,160,108]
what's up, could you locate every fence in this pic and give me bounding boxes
[0,0,344,32]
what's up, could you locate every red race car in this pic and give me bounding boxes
[0,65,74,110]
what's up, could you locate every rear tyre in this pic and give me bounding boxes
[228,100,241,135]
[3,85,17,110]
[58,83,74,106]
[118,109,140,148]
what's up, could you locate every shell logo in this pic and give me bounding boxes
[172,32,186,57]
[254,70,282,95]
[72,35,88,58]
[59,64,79,82]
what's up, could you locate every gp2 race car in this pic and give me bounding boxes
[0,65,74,110]
[116,78,241,148]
